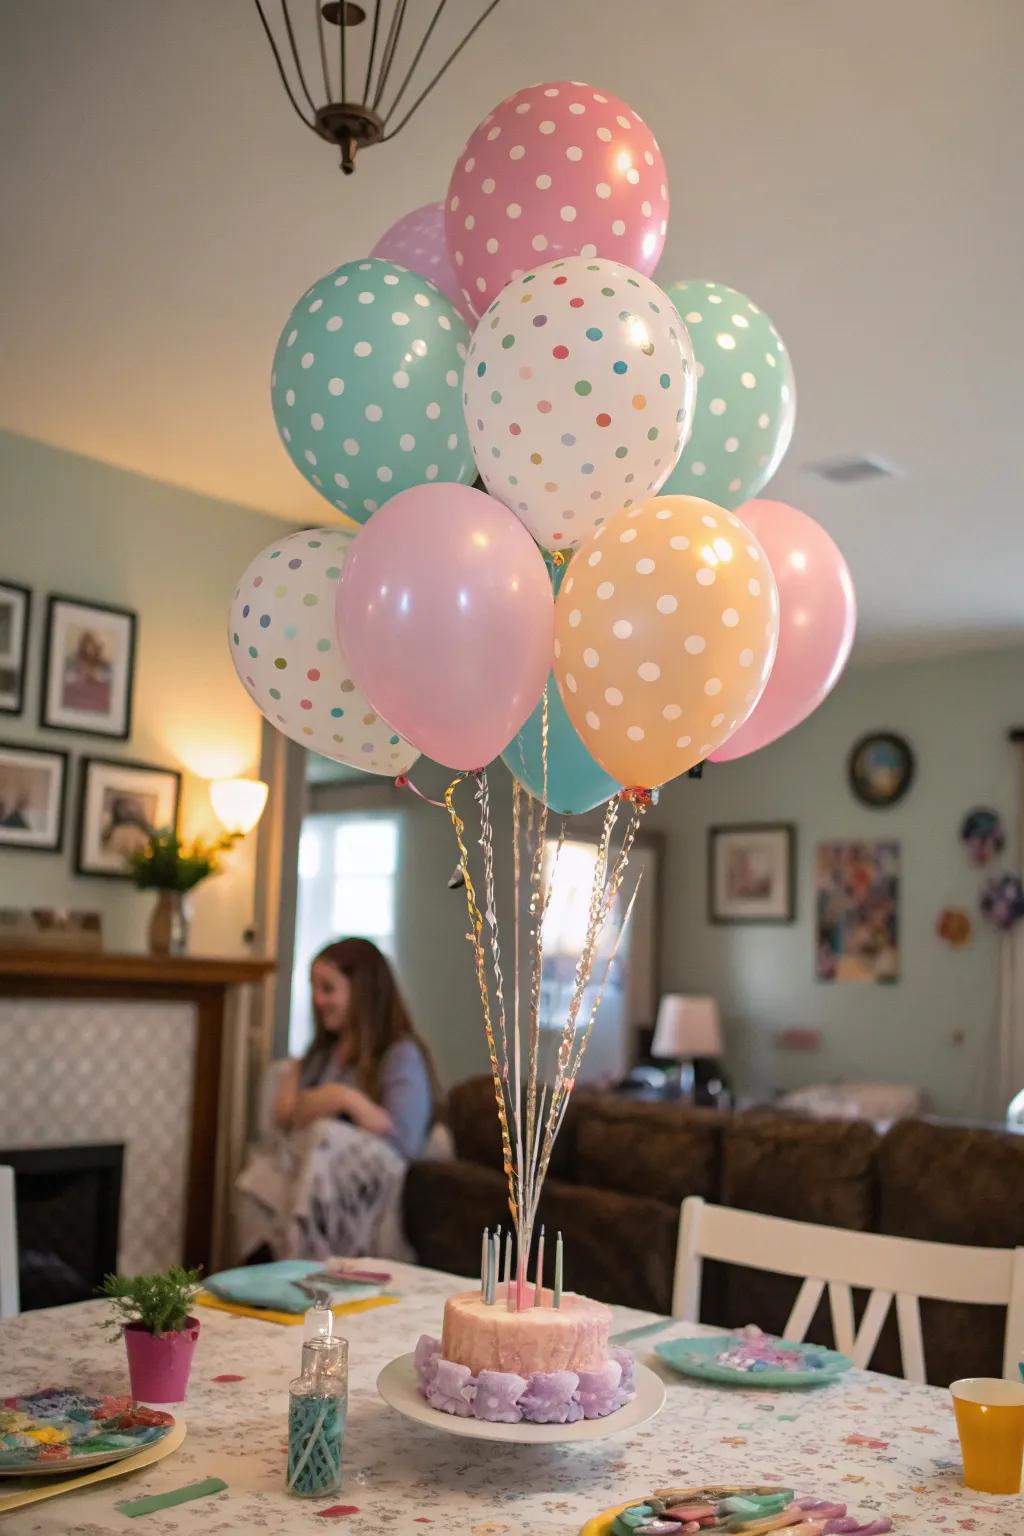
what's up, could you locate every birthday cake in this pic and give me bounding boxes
[415,1289,635,1424]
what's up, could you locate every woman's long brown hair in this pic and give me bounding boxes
[303,936,442,1116]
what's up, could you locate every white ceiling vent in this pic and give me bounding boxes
[808,456,897,485]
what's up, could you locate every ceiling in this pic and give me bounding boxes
[1,0,1022,662]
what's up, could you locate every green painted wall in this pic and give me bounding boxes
[647,645,1023,1117]
[0,430,292,953]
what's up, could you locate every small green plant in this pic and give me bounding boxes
[99,1266,202,1338]
[127,828,237,893]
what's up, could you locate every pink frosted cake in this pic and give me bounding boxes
[415,1289,635,1424]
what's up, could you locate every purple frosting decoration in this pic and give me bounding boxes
[473,1370,527,1423]
[576,1359,624,1418]
[518,1371,585,1424]
[425,1359,475,1417]
[413,1335,635,1423]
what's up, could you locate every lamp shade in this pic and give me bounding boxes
[651,995,722,1059]
[210,778,269,837]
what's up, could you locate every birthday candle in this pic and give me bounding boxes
[516,1246,527,1312]
[489,1228,500,1305]
[502,1228,513,1309]
[534,1226,546,1307]
[553,1231,563,1308]
[481,1227,490,1300]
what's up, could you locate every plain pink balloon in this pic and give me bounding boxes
[336,484,554,771]
[711,500,857,762]
[445,80,669,316]
[370,201,471,321]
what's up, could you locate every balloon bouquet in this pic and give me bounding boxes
[229,78,856,1291]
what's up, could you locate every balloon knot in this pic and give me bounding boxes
[620,786,657,809]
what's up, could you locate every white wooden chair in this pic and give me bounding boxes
[673,1196,1024,1383]
[0,1165,19,1319]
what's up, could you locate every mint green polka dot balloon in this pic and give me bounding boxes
[660,280,796,509]
[272,258,475,521]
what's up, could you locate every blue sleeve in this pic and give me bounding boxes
[379,1040,432,1160]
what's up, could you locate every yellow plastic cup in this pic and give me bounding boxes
[950,1377,1024,1494]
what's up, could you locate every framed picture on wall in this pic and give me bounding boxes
[0,580,32,716]
[815,840,900,983]
[0,741,69,853]
[40,594,137,739]
[75,756,181,878]
[708,822,795,924]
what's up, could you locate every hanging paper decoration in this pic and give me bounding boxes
[370,202,471,321]
[271,258,475,522]
[446,80,669,316]
[959,807,1006,866]
[979,874,1024,932]
[659,281,795,509]
[228,527,418,776]
[464,257,695,549]
[936,907,972,948]
[553,495,780,787]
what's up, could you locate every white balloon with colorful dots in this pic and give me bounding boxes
[228,527,418,776]
[463,256,695,550]
[271,258,475,523]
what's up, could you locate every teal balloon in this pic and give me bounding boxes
[660,280,796,509]
[502,554,621,815]
[271,258,475,522]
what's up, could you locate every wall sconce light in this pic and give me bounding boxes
[210,778,269,838]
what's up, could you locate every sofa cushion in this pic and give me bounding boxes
[877,1117,1024,1384]
[571,1098,721,1206]
[445,1074,578,1180]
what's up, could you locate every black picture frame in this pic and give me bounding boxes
[848,732,915,808]
[0,579,33,717]
[75,755,181,880]
[40,594,137,740]
[0,740,69,854]
[708,822,796,925]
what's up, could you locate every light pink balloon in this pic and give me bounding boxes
[711,500,857,762]
[370,201,471,322]
[335,484,554,771]
[445,80,669,316]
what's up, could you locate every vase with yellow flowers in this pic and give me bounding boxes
[128,828,237,956]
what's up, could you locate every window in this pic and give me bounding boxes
[289,813,400,1054]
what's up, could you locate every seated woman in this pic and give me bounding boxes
[273,936,440,1161]
[237,937,443,1260]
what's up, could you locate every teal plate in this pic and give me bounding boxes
[654,1334,853,1388]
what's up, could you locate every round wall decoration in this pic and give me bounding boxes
[848,732,915,808]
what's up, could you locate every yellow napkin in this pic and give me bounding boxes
[195,1290,398,1326]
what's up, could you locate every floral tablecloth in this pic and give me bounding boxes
[0,1261,1018,1534]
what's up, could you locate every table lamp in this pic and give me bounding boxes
[651,994,723,1101]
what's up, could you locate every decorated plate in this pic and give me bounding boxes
[0,1390,174,1476]
[377,1353,665,1444]
[654,1333,852,1388]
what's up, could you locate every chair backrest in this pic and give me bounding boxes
[673,1195,1024,1383]
[0,1165,19,1319]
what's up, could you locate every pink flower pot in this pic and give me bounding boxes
[123,1316,200,1403]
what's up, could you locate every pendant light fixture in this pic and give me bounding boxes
[253,0,502,174]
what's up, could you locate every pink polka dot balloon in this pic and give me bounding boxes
[370,201,472,323]
[464,256,696,550]
[446,80,670,316]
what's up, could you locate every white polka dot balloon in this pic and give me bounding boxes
[445,80,670,316]
[463,256,695,550]
[271,258,474,522]
[659,280,796,508]
[228,527,418,775]
[553,495,779,787]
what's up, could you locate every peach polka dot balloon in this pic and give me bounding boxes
[553,496,780,787]
[445,80,670,317]
[464,256,695,550]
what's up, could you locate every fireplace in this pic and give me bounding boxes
[0,1144,123,1311]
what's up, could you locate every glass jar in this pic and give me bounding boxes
[286,1337,349,1499]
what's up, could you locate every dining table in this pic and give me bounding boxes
[1,1259,1019,1534]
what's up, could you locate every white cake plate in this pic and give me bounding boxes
[376,1353,665,1444]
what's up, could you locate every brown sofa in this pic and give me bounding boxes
[403,1077,1024,1386]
